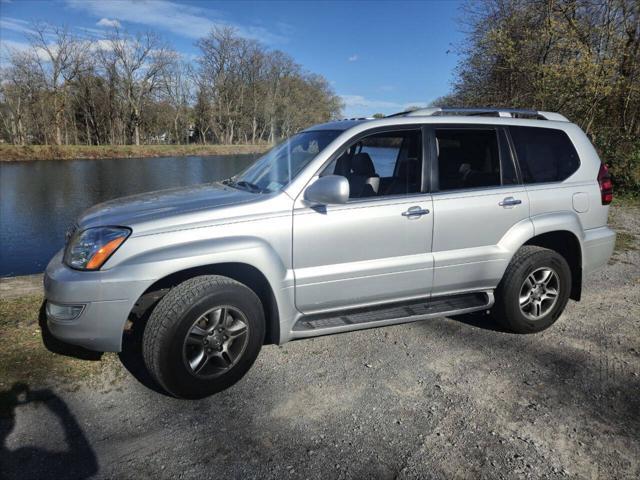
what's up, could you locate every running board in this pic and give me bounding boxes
[291,291,493,338]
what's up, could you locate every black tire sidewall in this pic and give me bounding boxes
[156,282,264,399]
[500,250,571,333]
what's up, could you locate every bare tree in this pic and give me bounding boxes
[27,23,87,145]
[1,22,342,148]
[102,29,173,145]
[162,56,193,144]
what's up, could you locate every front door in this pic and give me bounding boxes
[292,128,434,314]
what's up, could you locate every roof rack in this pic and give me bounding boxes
[388,107,569,122]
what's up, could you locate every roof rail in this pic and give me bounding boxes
[392,107,569,122]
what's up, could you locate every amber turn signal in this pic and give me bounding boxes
[86,236,127,270]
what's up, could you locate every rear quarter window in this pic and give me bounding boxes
[509,126,580,183]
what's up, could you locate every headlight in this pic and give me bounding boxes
[63,227,131,270]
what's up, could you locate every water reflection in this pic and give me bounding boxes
[0,154,257,277]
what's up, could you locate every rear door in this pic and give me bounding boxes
[427,125,531,296]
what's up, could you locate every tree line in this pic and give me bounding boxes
[0,24,343,147]
[438,0,639,194]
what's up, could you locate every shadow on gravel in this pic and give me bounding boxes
[118,312,167,396]
[418,317,640,439]
[38,302,102,361]
[0,383,98,480]
[448,310,510,333]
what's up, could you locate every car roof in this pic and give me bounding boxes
[304,108,572,133]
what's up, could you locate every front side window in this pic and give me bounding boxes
[509,126,580,184]
[322,130,423,199]
[231,130,340,193]
[435,128,516,191]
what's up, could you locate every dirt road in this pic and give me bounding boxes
[1,205,639,479]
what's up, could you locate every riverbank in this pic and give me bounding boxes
[0,144,270,162]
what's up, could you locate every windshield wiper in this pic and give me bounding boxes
[223,178,265,193]
[221,177,236,187]
[235,180,264,193]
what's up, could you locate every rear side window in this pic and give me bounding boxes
[435,128,517,191]
[509,127,580,183]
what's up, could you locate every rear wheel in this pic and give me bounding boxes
[492,246,571,333]
[142,275,264,398]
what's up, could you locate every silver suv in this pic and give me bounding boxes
[44,107,616,398]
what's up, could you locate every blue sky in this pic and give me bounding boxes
[0,0,464,117]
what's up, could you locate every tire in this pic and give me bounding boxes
[492,246,571,333]
[142,275,265,399]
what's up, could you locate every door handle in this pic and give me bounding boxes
[402,206,430,217]
[499,197,522,207]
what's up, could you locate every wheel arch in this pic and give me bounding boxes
[523,230,582,301]
[128,262,281,345]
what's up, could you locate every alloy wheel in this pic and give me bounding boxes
[519,267,560,320]
[182,306,249,378]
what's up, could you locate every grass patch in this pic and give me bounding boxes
[0,295,122,391]
[0,144,269,162]
[612,194,640,208]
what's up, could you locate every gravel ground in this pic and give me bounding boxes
[1,206,639,480]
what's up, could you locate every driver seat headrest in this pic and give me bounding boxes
[351,152,376,176]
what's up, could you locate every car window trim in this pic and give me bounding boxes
[497,127,522,185]
[318,191,434,212]
[430,183,526,197]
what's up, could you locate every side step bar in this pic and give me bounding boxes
[291,291,494,339]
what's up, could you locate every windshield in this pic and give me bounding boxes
[229,130,341,193]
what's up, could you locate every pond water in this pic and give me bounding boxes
[0,154,259,277]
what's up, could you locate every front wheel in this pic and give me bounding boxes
[142,275,265,398]
[492,246,571,333]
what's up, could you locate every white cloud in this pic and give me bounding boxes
[348,54,358,62]
[86,38,115,53]
[77,26,109,38]
[0,38,58,65]
[0,39,31,67]
[0,17,37,36]
[97,18,121,28]
[341,94,403,110]
[66,0,287,43]
[340,94,427,118]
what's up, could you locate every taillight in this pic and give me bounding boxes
[598,163,613,205]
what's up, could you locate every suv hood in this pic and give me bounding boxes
[77,182,259,232]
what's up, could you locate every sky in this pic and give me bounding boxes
[0,0,465,117]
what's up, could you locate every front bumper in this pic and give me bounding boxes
[44,250,150,352]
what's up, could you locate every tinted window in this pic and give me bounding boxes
[323,130,422,199]
[436,128,515,191]
[509,126,580,183]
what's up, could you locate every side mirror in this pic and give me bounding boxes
[304,175,349,205]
